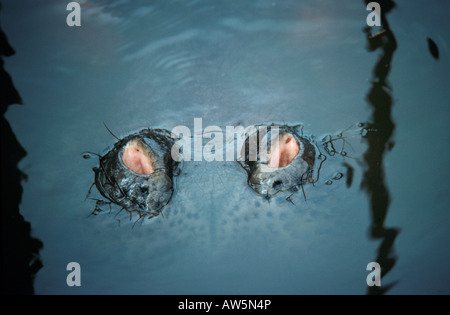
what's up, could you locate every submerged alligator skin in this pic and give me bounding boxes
[93,128,179,218]
[238,125,315,197]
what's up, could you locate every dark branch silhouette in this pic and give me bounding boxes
[1,8,43,294]
[362,0,399,295]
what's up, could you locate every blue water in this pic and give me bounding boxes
[2,0,449,294]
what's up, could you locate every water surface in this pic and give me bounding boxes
[2,0,449,294]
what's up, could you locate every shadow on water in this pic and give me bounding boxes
[1,5,43,294]
[362,0,399,294]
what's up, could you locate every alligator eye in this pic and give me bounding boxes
[122,140,154,175]
[268,133,299,168]
[272,180,282,190]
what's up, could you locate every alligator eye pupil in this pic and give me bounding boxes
[273,180,282,189]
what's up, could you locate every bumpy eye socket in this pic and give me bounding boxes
[268,133,300,168]
[121,139,154,175]
[272,180,282,190]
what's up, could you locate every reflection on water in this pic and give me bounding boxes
[362,0,398,294]
[1,21,43,294]
[426,37,439,60]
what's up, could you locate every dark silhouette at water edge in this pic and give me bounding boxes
[1,9,43,294]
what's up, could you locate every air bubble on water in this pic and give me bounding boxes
[333,172,344,180]
[357,122,365,128]
[82,153,92,160]
[324,142,335,154]
[325,180,333,185]
[361,129,368,136]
